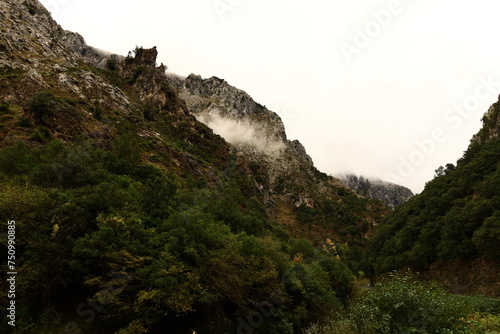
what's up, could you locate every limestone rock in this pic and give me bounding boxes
[339,174,414,209]
[171,73,350,209]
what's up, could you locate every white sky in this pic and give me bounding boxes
[40,0,500,193]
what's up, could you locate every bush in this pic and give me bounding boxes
[23,1,37,15]
[0,102,12,115]
[30,127,50,142]
[351,273,470,333]
[306,272,473,334]
[30,91,55,122]
[17,116,31,127]
[0,142,38,176]
[106,57,118,71]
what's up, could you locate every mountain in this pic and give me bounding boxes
[368,100,500,296]
[167,73,390,244]
[0,1,390,333]
[339,174,414,209]
[168,73,347,208]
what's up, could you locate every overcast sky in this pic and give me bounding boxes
[40,0,500,193]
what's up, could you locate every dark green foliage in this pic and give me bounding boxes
[305,272,478,334]
[143,103,159,121]
[30,126,50,142]
[295,195,388,274]
[0,142,37,176]
[456,294,500,316]
[29,91,55,122]
[90,103,103,120]
[23,1,36,15]
[0,139,354,334]
[0,102,12,115]
[369,137,500,273]
[17,115,31,127]
[106,57,118,71]
[106,133,143,175]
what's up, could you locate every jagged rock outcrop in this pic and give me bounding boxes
[0,0,115,68]
[169,73,349,210]
[339,174,414,209]
[0,0,131,144]
[470,98,500,147]
[179,74,287,143]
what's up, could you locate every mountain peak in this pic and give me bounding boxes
[339,174,414,209]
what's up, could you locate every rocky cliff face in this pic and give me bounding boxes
[0,0,129,144]
[169,73,350,210]
[339,174,414,209]
[470,97,500,148]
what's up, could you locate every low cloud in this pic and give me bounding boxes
[195,112,286,155]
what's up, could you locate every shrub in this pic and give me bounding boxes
[106,57,118,71]
[350,273,471,333]
[0,142,38,176]
[30,91,55,122]
[30,127,50,142]
[23,1,37,15]
[17,116,31,127]
[0,102,12,114]
[90,103,103,120]
[306,272,473,334]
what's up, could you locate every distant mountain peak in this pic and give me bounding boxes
[339,173,414,209]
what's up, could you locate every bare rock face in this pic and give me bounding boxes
[170,73,349,209]
[0,0,114,68]
[470,99,500,148]
[179,74,287,144]
[0,0,130,141]
[339,174,414,209]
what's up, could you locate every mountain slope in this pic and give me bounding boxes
[368,100,500,295]
[168,73,390,253]
[0,1,389,333]
[170,73,346,208]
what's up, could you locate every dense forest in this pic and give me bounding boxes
[368,104,500,274]
[0,136,354,333]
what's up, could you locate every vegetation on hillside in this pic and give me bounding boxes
[368,129,500,272]
[0,137,355,334]
[305,272,500,334]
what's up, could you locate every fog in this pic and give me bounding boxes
[195,112,286,155]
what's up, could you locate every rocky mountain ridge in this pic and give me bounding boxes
[0,0,235,192]
[0,0,406,215]
[168,73,350,209]
[339,174,414,209]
